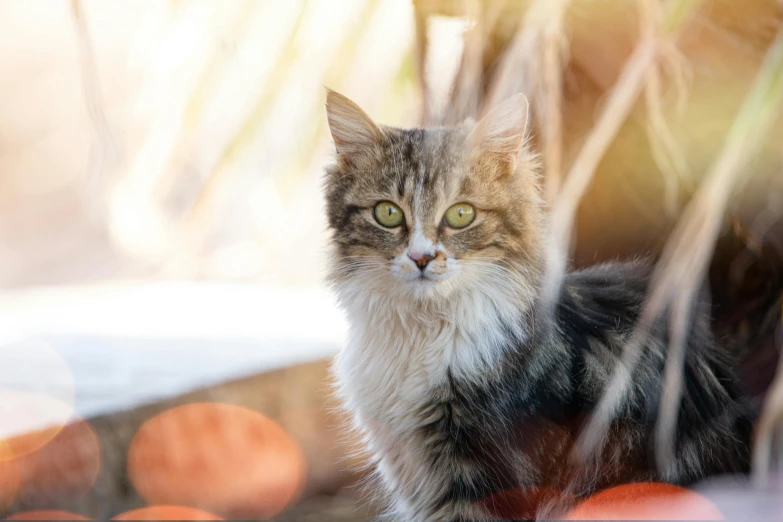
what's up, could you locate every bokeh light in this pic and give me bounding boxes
[564,482,723,520]
[0,340,76,457]
[0,417,101,509]
[0,393,72,462]
[128,402,305,519]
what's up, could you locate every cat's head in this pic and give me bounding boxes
[323,90,545,304]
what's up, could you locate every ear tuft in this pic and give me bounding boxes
[469,94,530,155]
[325,89,382,154]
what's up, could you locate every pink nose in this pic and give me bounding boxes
[408,252,435,270]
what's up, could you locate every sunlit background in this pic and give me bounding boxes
[0,0,445,518]
[1,0,782,520]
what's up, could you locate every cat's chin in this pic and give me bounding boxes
[396,274,457,300]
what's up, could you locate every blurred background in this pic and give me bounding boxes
[0,0,781,520]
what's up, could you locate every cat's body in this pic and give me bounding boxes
[324,91,752,521]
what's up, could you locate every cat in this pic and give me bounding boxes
[323,89,753,521]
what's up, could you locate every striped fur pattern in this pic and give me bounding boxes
[323,90,753,521]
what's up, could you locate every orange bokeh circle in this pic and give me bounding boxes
[0,440,21,512]
[5,510,91,520]
[564,482,723,520]
[0,392,74,462]
[128,402,306,519]
[0,340,77,461]
[111,506,222,520]
[0,418,100,510]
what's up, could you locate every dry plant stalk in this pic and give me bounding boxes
[276,0,384,196]
[153,0,263,203]
[445,0,485,124]
[179,1,310,249]
[439,0,509,125]
[575,22,783,471]
[107,1,261,262]
[542,0,668,312]
[479,0,570,203]
[70,0,121,211]
[541,0,710,314]
[540,9,566,204]
[644,49,693,216]
[754,302,783,484]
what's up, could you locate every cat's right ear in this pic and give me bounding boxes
[468,94,530,157]
[325,89,382,155]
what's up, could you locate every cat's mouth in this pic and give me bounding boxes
[391,270,444,289]
[388,256,454,286]
[407,274,438,293]
[405,274,431,285]
[396,270,436,284]
[412,271,442,284]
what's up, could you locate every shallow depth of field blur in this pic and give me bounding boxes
[0,1,433,519]
[0,0,782,520]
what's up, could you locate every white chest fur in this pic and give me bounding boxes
[332,285,524,520]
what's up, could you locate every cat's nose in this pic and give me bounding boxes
[408,252,434,270]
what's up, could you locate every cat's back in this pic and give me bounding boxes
[553,259,753,484]
[557,259,653,345]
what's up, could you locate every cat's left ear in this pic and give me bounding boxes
[469,94,530,157]
[325,89,383,155]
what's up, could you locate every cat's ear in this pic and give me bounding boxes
[325,89,383,155]
[469,94,530,156]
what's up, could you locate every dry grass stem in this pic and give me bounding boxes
[543,0,706,311]
[644,58,692,216]
[543,38,657,309]
[577,22,783,465]
[181,1,310,236]
[70,0,122,212]
[753,308,783,485]
[444,0,485,124]
[482,0,571,203]
[540,2,568,204]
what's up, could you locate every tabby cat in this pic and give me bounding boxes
[323,90,752,521]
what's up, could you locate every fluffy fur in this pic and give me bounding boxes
[323,90,753,521]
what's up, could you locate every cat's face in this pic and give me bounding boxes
[324,91,545,301]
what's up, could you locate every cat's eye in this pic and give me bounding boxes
[444,203,476,229]
[373,201,404,228]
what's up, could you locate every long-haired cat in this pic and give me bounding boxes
[323,90,753,521]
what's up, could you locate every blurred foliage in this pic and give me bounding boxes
[0,0,423,287]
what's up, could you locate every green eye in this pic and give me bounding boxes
[444,203,476,229]
[373,201,404,228]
